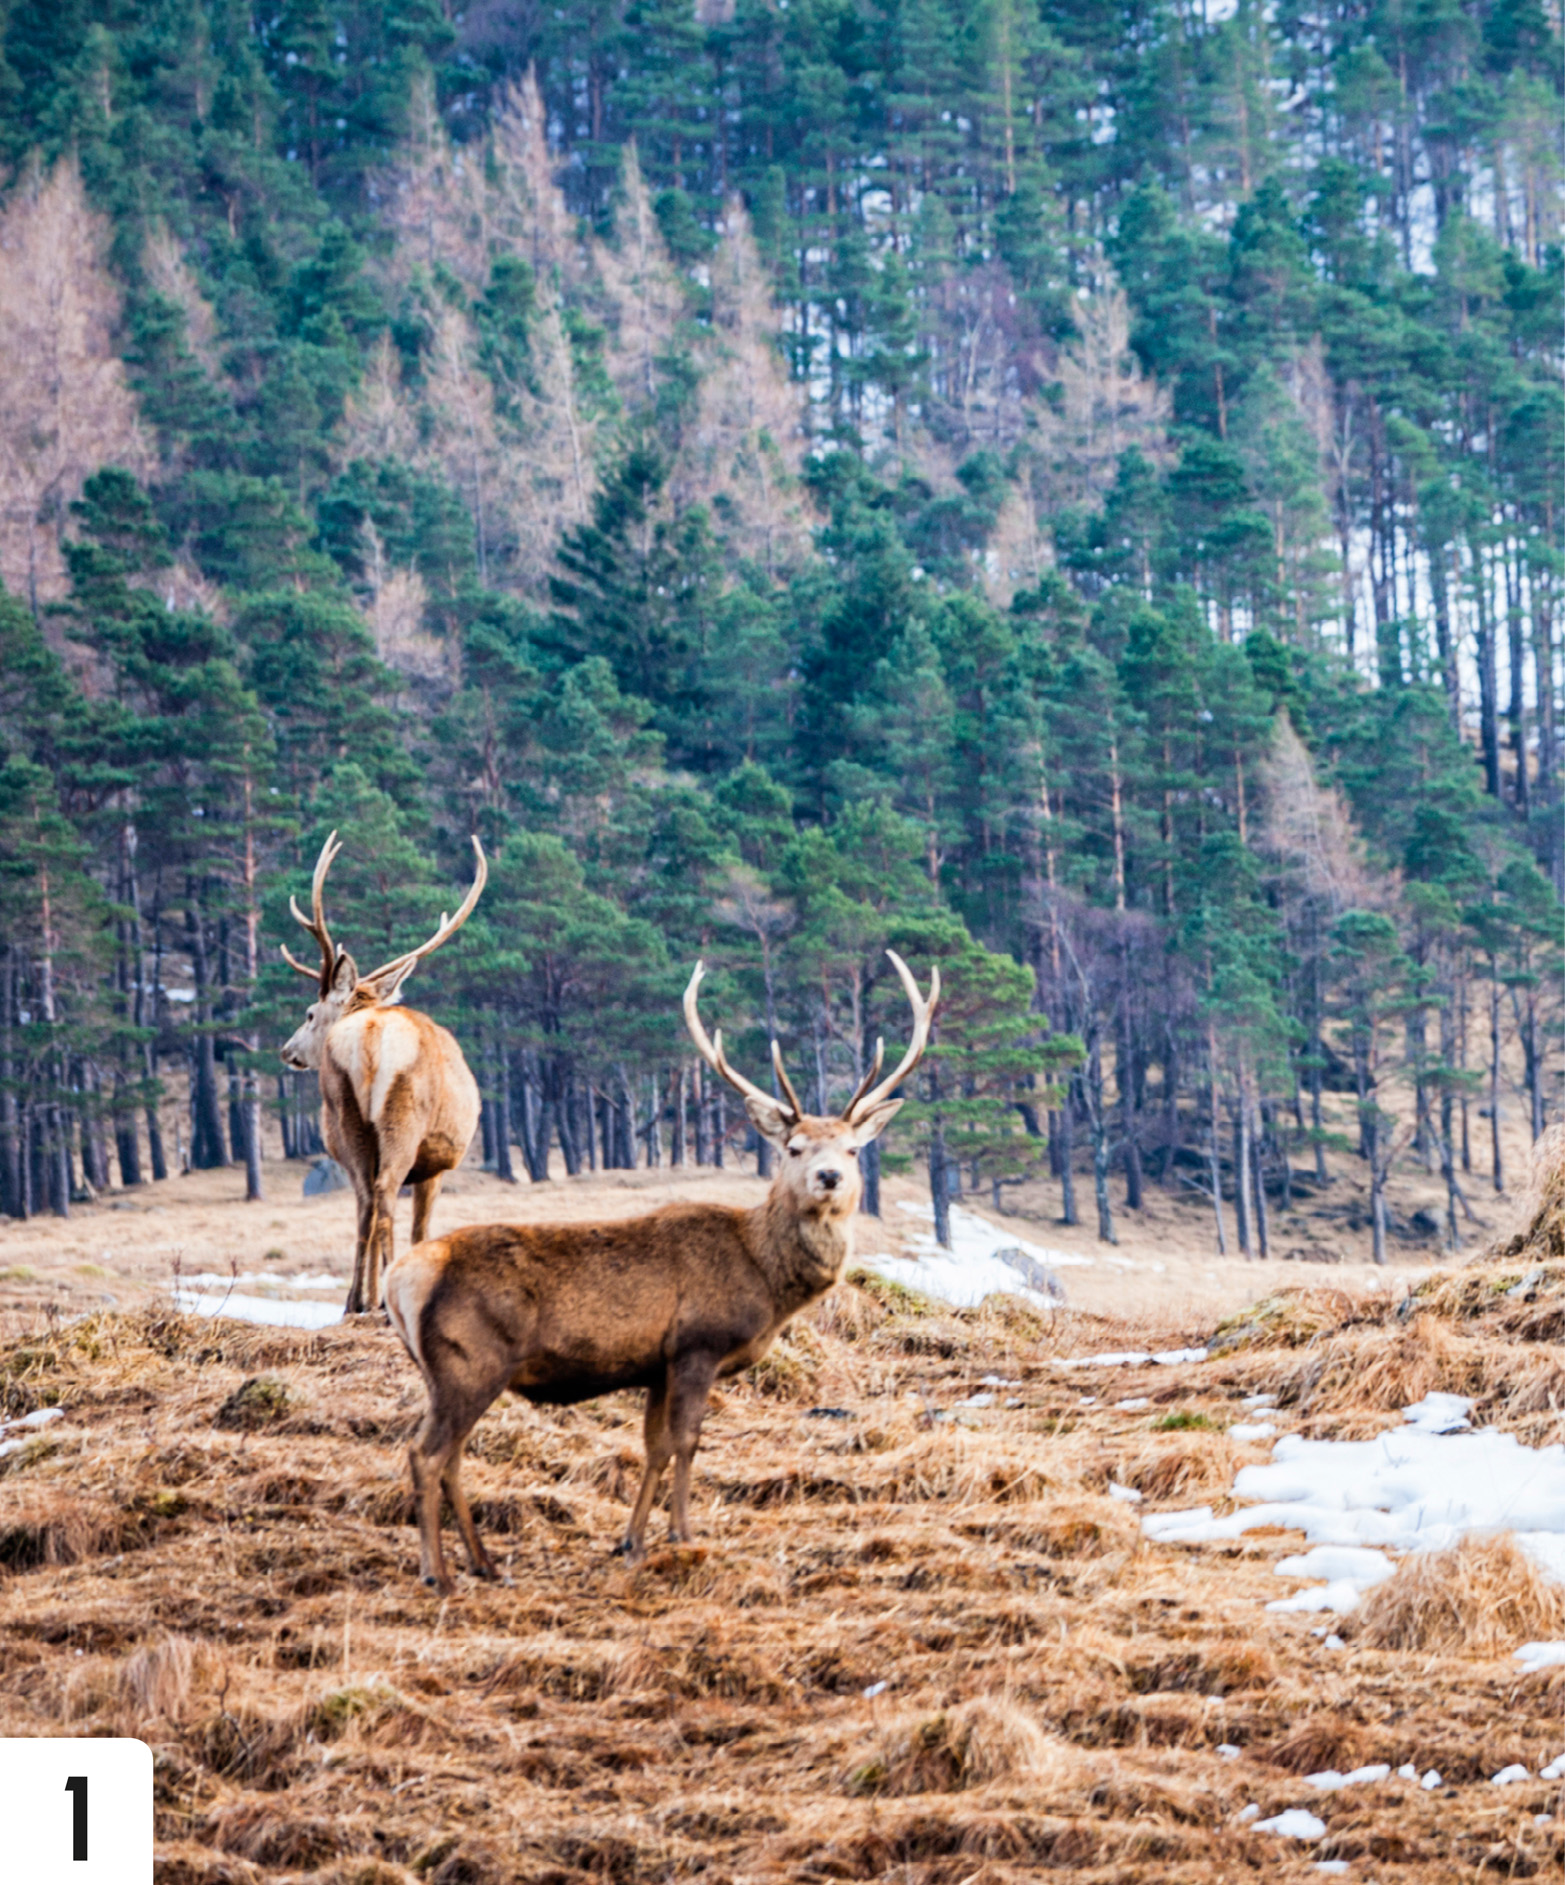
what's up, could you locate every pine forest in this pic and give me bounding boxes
[0,0,1560,1260]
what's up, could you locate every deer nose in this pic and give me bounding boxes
[818,1169,841,1190]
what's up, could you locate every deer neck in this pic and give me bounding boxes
[750,1188,855,1313]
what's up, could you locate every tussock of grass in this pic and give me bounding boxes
[1356,1532,1565,1657]
[214,1375,295,1431]
[849,1696,1078,1796]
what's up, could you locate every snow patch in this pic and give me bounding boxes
[864,1204,1090,1308]
[1141,1397,1565,1610]
[173,1287,344,1330]
[1517,1641,1565,1677]
[180,1271,346,1292]
[0,1407,66,1458]
[1252,1809,1326,1839]
[1230,1422,1276,1440]
[1054,1347,1207,1368]
[1303,1765,1390,1792]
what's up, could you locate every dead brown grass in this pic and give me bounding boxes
[1356,1532,1565,1657]
[848,1696,1082,1796]
[1,1269,1563,1883]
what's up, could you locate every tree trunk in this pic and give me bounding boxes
[1206,1030,1227,1255]
[1234,1108,1253,1259]
[186,895,228,1170]
[927,1112,951,1250]
[37,867,70,1218]
[0,947,20,1217]
[239,780,264,1201]
[1086,1048,1115,1245]
[495,1047,516,1182]
[1058,1092,1077,1225]
[1474,543,1501,798]
[1488,966,1503,1192]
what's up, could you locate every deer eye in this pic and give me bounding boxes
[846,1147,858,1158]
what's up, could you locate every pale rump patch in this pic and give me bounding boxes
[331,1010,422,1124]
[384,1260,424,1376]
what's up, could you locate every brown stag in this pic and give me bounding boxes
[385,951,939,1589]
[280,832,488,1315]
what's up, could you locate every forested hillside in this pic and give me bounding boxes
[0,0,1558,1252]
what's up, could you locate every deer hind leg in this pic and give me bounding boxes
[667,1354,720,1545]
[346,1190,376,1315]
[361,1176,400,1313]
[623,1380,674,1561]
[443,1456,499,1580]
[410,1173,444,1247]
[408,1389,493,1592]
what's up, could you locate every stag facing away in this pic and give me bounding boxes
[385,950,939,1591]
[280,832,488,1315]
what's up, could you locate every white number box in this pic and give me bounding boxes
[0,1738,152,1884]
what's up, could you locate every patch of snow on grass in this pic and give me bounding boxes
[1142,1396,1565,1609]
[181,1270,346,1291]
[1402,1391,1472,1433]
[867,1204,1090,1308]
[1304,1766,1389,1791]
[1276,1546,1395,1589]
[173,1286,344,1330]
[1491,1765,1529,1786]
[1230,1421,1276,1440]
[0,1407,66,1457]
[1054,1346,1208,1368]
[1252,1809,1325,1838]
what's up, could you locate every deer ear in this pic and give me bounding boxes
[329,951,359,997]
[743,1092,795,1147]
[850,1098,903,1145]
[364,959,418,1006]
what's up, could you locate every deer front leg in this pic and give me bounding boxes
[623,1380,673,1561]
[667,1354,720,1545]
[411,1173,444,1246]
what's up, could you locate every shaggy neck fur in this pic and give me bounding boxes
[748,1187,856,1312]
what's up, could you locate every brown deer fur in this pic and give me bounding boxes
[385,953,938,1589]
[280,833,486,1315]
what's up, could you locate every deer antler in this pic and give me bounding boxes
[282,831,344,990]
[683,962,799,1119]
[360,836,488,993]
[841,951,940,1122]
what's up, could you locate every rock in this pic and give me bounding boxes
[304,1156,350,1197]
[1408,1208,1443,1237]
[993,1248,1067,1301]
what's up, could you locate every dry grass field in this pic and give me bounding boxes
[1,1136,1563,1882]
